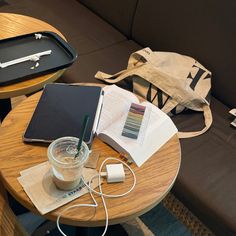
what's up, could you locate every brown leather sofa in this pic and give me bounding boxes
[1,0,236,235]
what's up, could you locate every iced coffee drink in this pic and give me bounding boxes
[47,137,89,190]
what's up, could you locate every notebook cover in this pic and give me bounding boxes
[23,83,102,144]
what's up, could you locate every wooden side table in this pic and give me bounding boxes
[0,13,66,121]
[0,88,181,227]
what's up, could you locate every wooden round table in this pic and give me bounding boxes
[0,90,181,227]
[0,13,66,120]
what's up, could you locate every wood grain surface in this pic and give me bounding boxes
[0,181,28,236]
[0,89,181,227]
[0,13,65,99]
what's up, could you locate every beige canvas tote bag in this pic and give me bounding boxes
[95,48,213,138]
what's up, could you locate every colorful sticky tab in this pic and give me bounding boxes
[122,103,146,139]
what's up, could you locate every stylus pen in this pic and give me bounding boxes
[75,115,90,158]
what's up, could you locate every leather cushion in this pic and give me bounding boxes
[79,0,138,37]
[60,40,141,89]
[132,0,236,108]
[0,0,8,7]
[0,0,125,54]
[172,97,236,235]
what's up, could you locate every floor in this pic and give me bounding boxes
[18,212,128,236]
[17,202,192,236]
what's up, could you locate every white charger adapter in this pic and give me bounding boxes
[103,163,125,183]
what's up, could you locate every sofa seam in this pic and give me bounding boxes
[129,0,140,40]
[78,39,130,56]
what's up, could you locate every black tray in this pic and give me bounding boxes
[0,31,77,86]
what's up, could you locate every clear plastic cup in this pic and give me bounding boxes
[47,136,90,190]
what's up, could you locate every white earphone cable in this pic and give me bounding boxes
[56,157,136,236]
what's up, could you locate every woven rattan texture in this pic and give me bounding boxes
[163,193,215,236]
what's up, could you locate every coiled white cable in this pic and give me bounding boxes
[56,157,136,236]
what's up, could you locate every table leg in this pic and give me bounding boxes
[0,98,11,121]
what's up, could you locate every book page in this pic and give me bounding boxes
[96,85,139,134]
[124,101,177,166]
[99,97,178,167]
[100,102,151,147]
[97,85,177,167]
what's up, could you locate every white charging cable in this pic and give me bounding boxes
[56,157,136,236]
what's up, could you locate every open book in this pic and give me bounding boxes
[96,85,178,167]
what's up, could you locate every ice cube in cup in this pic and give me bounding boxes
[47,136,89,190]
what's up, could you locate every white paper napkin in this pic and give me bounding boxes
[18,161,99,215]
